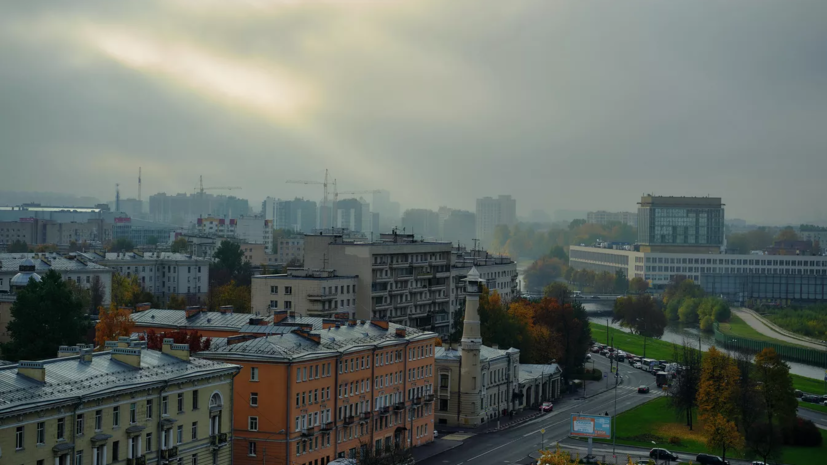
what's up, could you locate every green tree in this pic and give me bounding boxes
[775,227,799,242]
[568,219,586,231]
[170,237,189,253]
[613,295,666,338]
[491,224,512,252]
[523,257,566,291]
[146,236,159,247]
[111,273,141,307]
[698,347,743,461]
[167,294,188,310]
[668,338,703,430]
[213,240,244,276]
[594,271,615,294]
[0,269,91,361]
[7,240,29,252]
[548,245,569,263]
[678,298,701,324]
[629,277,649,294]
[108,237,135,252]
[543,282,571,303]
[751,348,797,464]
[613,269,628,294]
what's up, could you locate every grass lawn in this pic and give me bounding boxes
[590,324,827,395]
[798,400,827,414]
[592,397,827,465]
[719,314,811,349]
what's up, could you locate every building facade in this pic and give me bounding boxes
[304,233,453,331]
[0,253,113,303]
[637,196,725,253]
[475,196,516,246]
[251,270,359,318]
[277,237,305,264]
[81,251,210,303]
[586,211,637,227]
[448,248,518,336]
[236,217,273,250]
[195,217,237,237]
[0,340,239,465]
[273,198,319,234]
[198,319,437,465]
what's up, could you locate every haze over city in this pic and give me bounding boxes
[2,0,827,224]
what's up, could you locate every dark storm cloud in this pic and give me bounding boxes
[0,0,825,224]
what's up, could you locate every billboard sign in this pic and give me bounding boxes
[570,414,612,439]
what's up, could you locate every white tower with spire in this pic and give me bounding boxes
[459,266,485,425]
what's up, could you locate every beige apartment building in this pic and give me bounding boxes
[251,269,358,318]
[303,233,453,331]
[0,339,239,465]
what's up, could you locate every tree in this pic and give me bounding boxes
[0,269,91,361]
[568,219,586,231]
[35,244,58,253]
[490,224,512,252]
[750,348,797,464]
[594,271,615,294]
[210,280,251,313]
[146,236,159,247]
[668,339,703,430]
[548,245,569,263]
[111,273,141,307]
[542,282,571,303]
[7,239,29,252]
[170,237,189,253]
[214,240,244,276]
[142,329,211,352]
[534,298,591,381]
[108,237,135,252]
[167,294,188,310]
[678,298,701,324]
[612,295,667,338]
[286,257,304,269]
[89,276,106,316]
[698,347,743,461]
[775,227,799,242]
[95,304,134,349]
[727,228,774,254]
[629,277,649,294]
[613,269,628,294]
[523,257,566,291]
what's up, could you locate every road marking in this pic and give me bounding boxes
[466,437,521,461]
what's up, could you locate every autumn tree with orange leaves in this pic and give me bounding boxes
[698,346,743,461]
[94,304,135,349]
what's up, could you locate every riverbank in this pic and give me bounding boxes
[591,325,826,395]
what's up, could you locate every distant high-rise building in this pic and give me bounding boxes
[335,197,371,234]
[442,209,476,246]
[149,192,249,225]
[475,195,516,245]
[274,197,317,233]
[372,190,401,232]
[401,208,440,240]
[586,210,637,227]
[637,195,724,253]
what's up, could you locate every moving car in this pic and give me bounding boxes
[802,394,821,403]
[590,346,600,353]
[634,362,642,369]
[600,349,609,356]
[638,385,650,394]
[696,453,730,465]
[540,401,554,412]
[649,448,679,461]
[585,354,592,361]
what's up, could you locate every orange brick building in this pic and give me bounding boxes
[198,319,437,465]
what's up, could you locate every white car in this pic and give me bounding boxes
[633,362,642,369]
[434,430,439,438]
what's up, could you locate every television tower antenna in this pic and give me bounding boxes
[138,167,142,203]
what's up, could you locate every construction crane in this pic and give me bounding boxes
[194,175,242,195]
[286,169,330,227]
[331,184,383,228]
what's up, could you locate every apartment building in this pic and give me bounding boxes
[586,211,637,227]
[276,236,305,264]
[251,269,358,318]
[195,217,237,237]
[80,251,210,303]
[475,195,516,246]
[0,218,114,247]
[198,319,438,465]
[569,245,827,302]
[241,243,281,268]
[0,253,113,302]
[236,216,273,251]
[0,340,239,465]
[304,233,453,331]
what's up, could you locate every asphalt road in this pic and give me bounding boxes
[421,354,664,465]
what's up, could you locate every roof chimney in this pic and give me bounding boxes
[219,305,234,314]
[162,338,190,361]
[80,347,94,364]
[18,361,46,382]
[185,306,202,319]
[272,310,289,325]
[117,336,131,348]
[370,320,389,330]
[395,328,407,338]
[112,347,142,368]
[104,341,119,350]
[58,346,80,358]
[136,302,151,312]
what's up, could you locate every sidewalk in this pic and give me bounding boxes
[734,307,827,350]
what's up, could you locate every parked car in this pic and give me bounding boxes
[434,430,439,438]
[794,389,803,398]
[803,394,821,403]
[628,358,638,366]
[634,362,642,369]
[590,346,600,353]
[750,462,766,465]
[600,350,609,356]
[649,448,678,461]
[585,354,592,361]
[696,453,729,465]
[638,385,650,394]
[540,402,554,412]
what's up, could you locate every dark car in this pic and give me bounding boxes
[803,394,821,403]
[649,448,678,461]
[638,385,650,394]
[696,453,729,465]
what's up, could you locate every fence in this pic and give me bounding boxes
[713,323,827,368]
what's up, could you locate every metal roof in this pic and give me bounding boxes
[132,309,271,331]
[0,350,239,417]
[0,253,110,273]
[435,344,518,362]
[518,363,562,383]
[80,252,210,262]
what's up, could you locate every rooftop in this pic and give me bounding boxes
[132,309,272,331]
[0,350,238,417]
[202,320,436,361]
[435,344,518,362]
[519,363,562,383]
[80,251,210,262]
[0,253,111,273]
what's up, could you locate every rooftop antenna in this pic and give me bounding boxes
[138,167,142,204]
[115,183,120,212]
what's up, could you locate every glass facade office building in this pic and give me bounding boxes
[638,196,724,247]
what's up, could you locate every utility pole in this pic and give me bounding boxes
[612,338,619,457]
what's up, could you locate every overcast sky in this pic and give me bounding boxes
[1,0,825,224]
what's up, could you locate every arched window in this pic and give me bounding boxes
[209,392,223,436]
[210,392,223,408]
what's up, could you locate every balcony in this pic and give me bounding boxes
[307,292,337,301]
[393,402,405,411]
[430,259,447,267]
[321,422,333,431]
[210,433,229,448]
[412,260,429,268]
[415,271,433,279]
[127,458,147,465]
[391,262,412,269]
[371,287,388,297]
[413,396,422,405]
[374,301,392,310]
[379,406,391,416]
[389,287,408,295]
[435,296,449,303]
[424,394,435,403]
[375,275,393,283]
[394,274,414,281]
[435,271,451,278]
[360,411,372,421]
[373,262,389,269]
[161,446,179,459]
[344,415,355,425]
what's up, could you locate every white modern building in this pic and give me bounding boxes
[236,216,273,250]
[475,195,516,246]
[80,251,211,303]
[195,217,236,237]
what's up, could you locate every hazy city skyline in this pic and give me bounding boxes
[2,0,826,224]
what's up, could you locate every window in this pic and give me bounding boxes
[16,425,24,449]
[270,285,279,294]
[178,393,185,413]
[251,392,258,406]
[270,300,278,308]
[76,413,85,435]
[251,367,259,381]
[146,399,154,419]
[146,432,153,452]
[112,441,120,461]
[191,454,198,465]
[177,425,183,444]
[112,406,120,427]
[192,390,199,409]
[95,410,102,431]
[37,421,45,444]
[162,396,169,415]
[285,300,292,310]
[249,441,257,456]
[75,450,83,465]
[57,417,66,440]
[285,286,292,295]
[249,417,259,431]
[192,422,198,440]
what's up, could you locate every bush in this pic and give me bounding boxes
[713,301,731,322]
[783,417,823,447]
[668,436,682,445]
[699,316,714,332]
